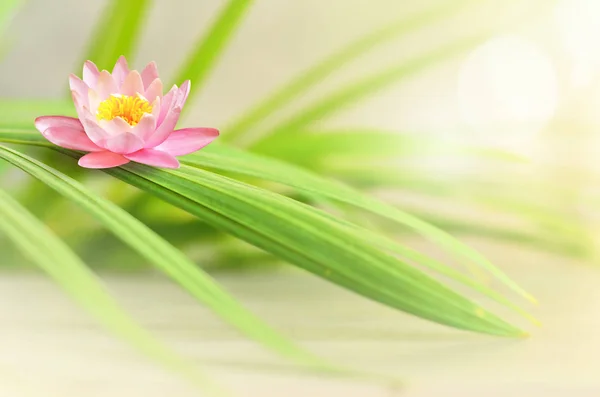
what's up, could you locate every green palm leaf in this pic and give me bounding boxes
[181,144,535,302]
[0,128,536,308]
[108,162,528,336]
[0,128,530,335]
[0,144,329,371]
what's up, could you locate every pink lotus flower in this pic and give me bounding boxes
[34,56,219,169]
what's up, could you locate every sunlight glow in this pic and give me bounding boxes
[457,35,558,150]
[555,0,600,87]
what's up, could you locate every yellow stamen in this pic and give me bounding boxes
[96,95,153,126]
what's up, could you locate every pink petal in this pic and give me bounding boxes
[69,75,89,107]
[132,113,156,141]
[96,70,118,100]
[112,56,130,87]
[150,97,161,119]
[144,106,181,148]
[155,127,219,156]
[82,61,100,88]
[104,133,145,154]
[120,70,144,97]
[35,116,83,133]
[79,151,130,169]
[144,78,163,102]
[99,117,133,136]
[71,91,88,122]
[125,149,180,168]
[41,126,103,152]
[157,85,177,126]
[175,80,191,108]
[140,61,159,90]
[80,113,110,146]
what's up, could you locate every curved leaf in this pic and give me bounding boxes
[98,161,528,336]
[0,130,535,304]
[0,144,329,371]
[182,144,535,303]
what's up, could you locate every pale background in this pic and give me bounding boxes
[1,0,600,396]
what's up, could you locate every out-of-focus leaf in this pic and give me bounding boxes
[79,0,151,71]
[250,130,530,168]
[240,34,484,147]
[233,0,553,148]
[172,0,253,109]
[326,163,594,257]
[0,144,329,371]
[0,188,220,395]
[222,0,479,142]
[0,0,21,35]
[0,99,75,130]
[403,209,592,258]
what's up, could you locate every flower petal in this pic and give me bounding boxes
[80,112,110,146]
[120,70,144,97]
[125,148,180,168]
[144,78,163,102]
[132,113,156,141]
[41,126,103,152]
[104,133,145,154]
[79,151,130,169]
[112,55,130,87]
[155,127,219,156]
[140,61,159,90]
[157,85,177,126]
[71,91,89,122]
[96,70,118,100]
[98,117,133,136]
[83,61,100,88]
[144,106,181,148]
[175,80,191,108]
[35,116,83,133]
[69,75,89,107]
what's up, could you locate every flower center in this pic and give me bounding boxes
[96,95,153,126]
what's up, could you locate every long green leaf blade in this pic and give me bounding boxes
[182,144,535,303]
[0,130,535,303]
[171,0,253,108]
[123,163,527,336]
[75,155,527,336]
[0,188,220,395]
[0,144,328,370]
